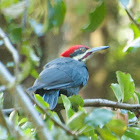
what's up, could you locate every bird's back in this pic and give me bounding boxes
[28,57,89,109]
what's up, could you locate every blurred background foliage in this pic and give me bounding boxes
[0,0,140,109]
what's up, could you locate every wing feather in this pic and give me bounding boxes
[30,58,88,91]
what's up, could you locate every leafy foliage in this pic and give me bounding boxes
[111,71,135,102]
[46,0,66,31]
[1,0,140,139]
[82,0,106,32]
[85,108,114,128]
[123,37,140,52]
[1,77,140,140]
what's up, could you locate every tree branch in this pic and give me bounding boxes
[3,92,78,137]
[0,61,52,140]
[54,98,140,112]
[0,26,75,139]
[125,9,140,30]
[3,97,140,138]
[22,0,29,28]
[84,99,140,111]
[0,26,53,139]
[26,91,78,138]
[4,98,140,114]
[0,72,77,137]
[3,108,15,115]
[0,28,20,79]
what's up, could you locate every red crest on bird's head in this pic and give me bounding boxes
[60,45,89,57]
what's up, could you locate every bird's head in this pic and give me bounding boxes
[61,45,109,61]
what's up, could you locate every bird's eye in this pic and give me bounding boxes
[80,48,85,52]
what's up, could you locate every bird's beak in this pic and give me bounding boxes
[87,46,109,53]
[81,46,109,61]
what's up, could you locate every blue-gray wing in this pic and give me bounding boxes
[29,58,89,92]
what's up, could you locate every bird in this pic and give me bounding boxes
[28,45,109,110]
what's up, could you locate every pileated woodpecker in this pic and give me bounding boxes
[28,45,109,109]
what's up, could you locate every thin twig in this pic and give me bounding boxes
[54,98,140,112]
[0,61,15,86]
[2,92,77,137]
[84,99,140,111]
[4,98,140,115]
[0,28,19,80]
[26,91,78,138]
[3,108,15,115]
[0,27,52,139]
[22,0,29,28]
[125,9,140,30]
[0,109,12,134]
[0,61,52,140]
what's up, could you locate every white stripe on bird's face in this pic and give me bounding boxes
[72,46,109,62]
[72,51,92,62]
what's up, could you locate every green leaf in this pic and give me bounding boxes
[23,128,32,136]
[69,95,84,107]
[50,127,73,140]
[116,71,135,102]
[9,110,19,126]
[84,108,114,128]
[18,60,32,82]
[119,0,130,9]
[18,118,28,126]
[0,0,18,8]
[58,95,84,111]
[135,91,140,104]
[21,44,40,65]
[9,26,22,44]
[111,83,123,102]
[53,0,66,27]
[129,24,140,38]
[82,128,98,140]
[47,0,66,31]
[45,119,54,130]
[82,1,106,32]
[21,122,33,130]
[67,111,87,131]
[34,94,49,109]
[2,1,25,18]
[123,37,140,53]
[19,44,40,82]
[124,127,140,139]
[78,125,93,136]
[34,105,44,114]
[97,127,118,140]
[106,119,127,137]
[58,96,63,104]
[30,69,39,79]
[69,95,84,111]
[50,111,61,123]
[128,111,137,123]
[61,94,74,120]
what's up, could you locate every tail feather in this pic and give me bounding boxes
[43,90,59,110]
